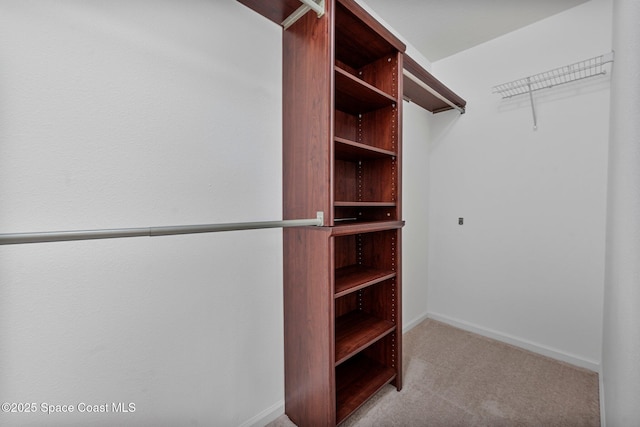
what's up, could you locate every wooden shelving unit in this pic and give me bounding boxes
[275,2,406,413]
[330,8,404,417]
[236,0,465,425]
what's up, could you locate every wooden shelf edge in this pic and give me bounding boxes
[335,311,395,365]
[335,66,397,103]
[403,54,466,113]
[335,136,397,159]
[329,220,405,236]
[236,0,304,26]
[335,265,396,298]
[335,68,397,114]
[334,201,396,207]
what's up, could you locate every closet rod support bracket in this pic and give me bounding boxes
[282,0,325,30]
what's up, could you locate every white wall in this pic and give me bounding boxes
[401,101,432,331]
[0,0,617,423]
[0,1,439,425]
[426,0,612,370]
[0,1,285,426]
[602,0,640,424]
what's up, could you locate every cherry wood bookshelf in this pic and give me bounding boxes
[278,10,406,421]
[236,0,465,424]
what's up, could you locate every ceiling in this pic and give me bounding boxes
[362,0,590,62]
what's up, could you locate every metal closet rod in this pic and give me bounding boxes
[0,212,324,246]
[403,69,466,114]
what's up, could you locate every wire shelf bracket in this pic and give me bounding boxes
[492,51,614,130]
[282,0,325,30]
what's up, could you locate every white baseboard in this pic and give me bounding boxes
[403,312,430,334]
[240,313,603,426]
[238,400,284,427]
[426,312,600,372]
[599,373,606,427]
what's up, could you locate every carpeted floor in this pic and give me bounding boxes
[268,319,600,427]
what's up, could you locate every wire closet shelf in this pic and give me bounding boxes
[492,51,614,130]
[492,52,614,98]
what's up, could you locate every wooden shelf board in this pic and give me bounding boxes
[335,137,396,160]
[334,201,396,207]
[329,220,404,236]
[236,0,303,26]
[336,354,396,424]
[335,311,395,365]
[403,54,466,113]
[335,265,396,298]
[335,67,396,114]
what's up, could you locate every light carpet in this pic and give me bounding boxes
[268,318,599,426]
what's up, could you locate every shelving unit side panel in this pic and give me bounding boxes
[334,110,357,141]
[392,229,402,390]
[358,157,396,203]
[283,227,336,425]
[359,229,396,271]
[359,105,397,152]
[283,6,334,223]
[334,159,358,203]
[358,54,399,98]
[335,292,358,318]
[395,52,403,221]
[358,278,395,320]
[334,234,357,269]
